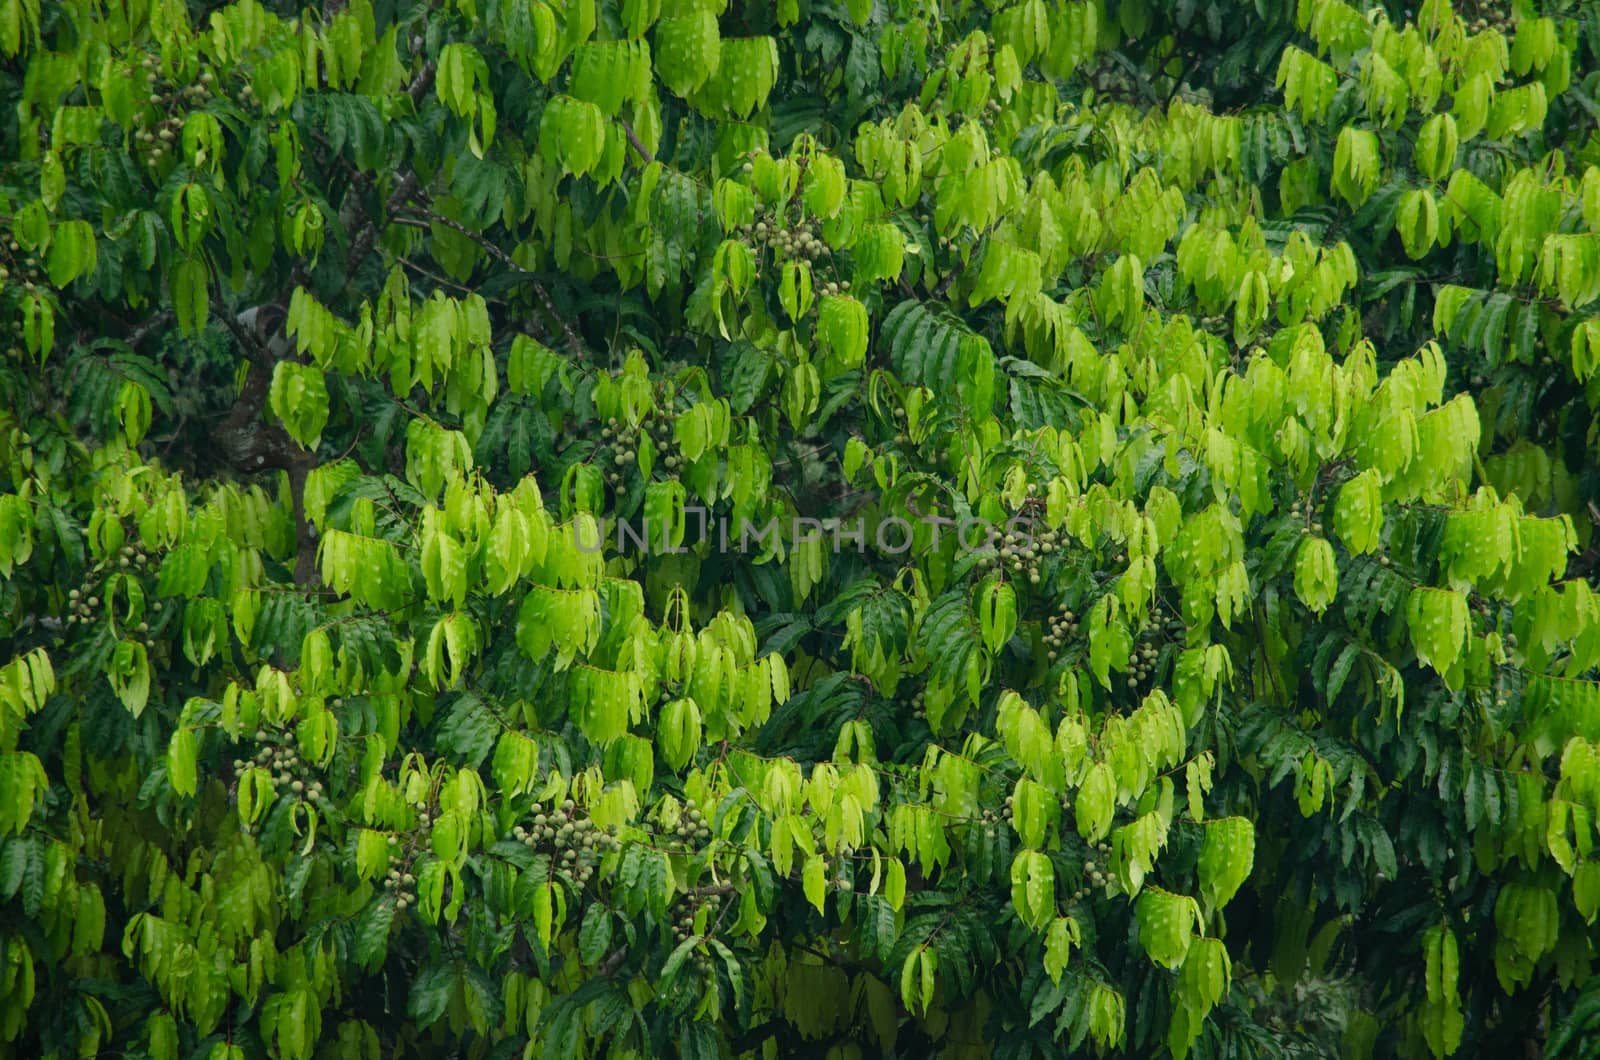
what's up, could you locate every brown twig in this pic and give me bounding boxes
[216,299,272,364]
[687,883,736,897]
[336,52,434,287]
[386,249,482,299]
[618,116,654,164]
[408,59,436,104]
[598,947,629,978]
[125,309,173,348]
[343,172,420,284]
[393,211,528,274]
[392,207,586,358]
[210,297,323,584]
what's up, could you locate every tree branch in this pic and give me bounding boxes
[211,297,321,584]
[687,883,736,897]
[337,53,434,286]
[408,59,436,104]
[391,208,586,358]
[618,116,654,164]
[598,947,629,978]
[343,172,420,284]
[125,309,173,348]
[728,1019,792,1054]
[216,298,274,365]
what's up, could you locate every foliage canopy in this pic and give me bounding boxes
[5,0,1600,1057]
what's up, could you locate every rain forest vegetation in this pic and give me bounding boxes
[3,0,1600,1057]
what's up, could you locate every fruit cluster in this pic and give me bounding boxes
[597,417,639,490]
[381,862,419,909]
[976,522,1059,585]
[0,238,41,292]
[1125,637,1161,694]
[386,806,429,912]
[64,545,159,629]
[511,799,620,888]
[672,801,712,847]
[134,114,184,163]
[235,729,325,803]
[1042,608,1079,664]
[131,60,216,166]
[729,204,850,299]
[64,588,101,628]
[1288,499,1324,537]
[960,796,1016,854]
[668,890,726,945]
[1070,841,1115,901]
[115,541,154,571]
[765,216,826,263]
[646,401,686,473]
[1465,3,1511,34]
[597,400,685,491]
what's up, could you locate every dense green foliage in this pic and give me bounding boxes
[6,0,1600,1056]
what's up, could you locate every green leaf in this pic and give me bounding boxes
[355,897,396,971]
[172,256,209,335]
[722,341,774,414]
[1009,849,1054,930]
[654,12,721,98]
[1406,587,1468,685]
[1332,127,1380,208]
[1333,470,1383,555]
[166,727,197,797]
[978,579,1017,654]
[45,219,95,287]
[1044,917,1079,984]
[1076,762,1115,842]
[803,854,827,914]
[268,362,331,450]
[107,640,151,718]
[408,963,454,1029]
[1197,817,1254,910]
[1293,535,1338,615]
[1135,887,1196,970]
[579,902,612,966]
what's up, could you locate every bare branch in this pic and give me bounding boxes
[408,59,436,104]
[598,947,629,978]
[343,172,420,283]
[125,309,173,348]
[216,299,272,365]
[618,117,655,164]
[392,207,586,358]
[336,53,434,285]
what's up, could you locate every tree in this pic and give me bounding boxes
[2,0,1600,1057]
